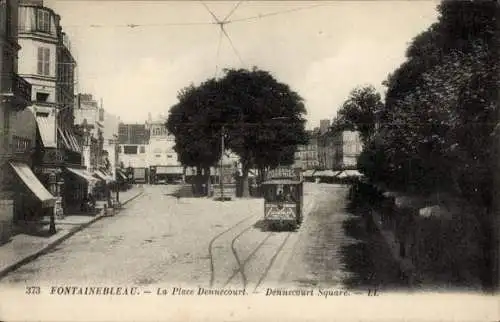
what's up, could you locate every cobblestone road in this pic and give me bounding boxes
[0,183,402,292]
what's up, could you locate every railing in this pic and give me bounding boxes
[1,73,32,104]
[13,73,32,103]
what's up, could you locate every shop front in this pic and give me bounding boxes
[10,161,56,224]
[33,111,87,217]
[93,168,114,204]
[63,166,98,213]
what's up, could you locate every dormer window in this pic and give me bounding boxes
[36,9,51,33]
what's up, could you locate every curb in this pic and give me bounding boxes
[0,189,145,280]
[369,210,416,287]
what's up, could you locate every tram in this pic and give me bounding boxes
[261,167,304,231]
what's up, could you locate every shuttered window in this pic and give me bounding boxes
[37,47,50,76]
[36,9,50,33]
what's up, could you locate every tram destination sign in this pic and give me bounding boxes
[265,167,299,180]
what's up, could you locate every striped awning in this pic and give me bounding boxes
[94,170,113,183]
[65,129,81,152]
[10,162,56,207]
[116,169,127,180]
[66,167,99,184]
[35,116,56,148]
[58,128,72,151]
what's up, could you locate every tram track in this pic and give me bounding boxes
[224,230,275,288]
[208,215,254,287]
[210,219,296,291]
[208,188,317,291]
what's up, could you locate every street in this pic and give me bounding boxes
[0,183,396,292]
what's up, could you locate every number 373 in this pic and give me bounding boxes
[25,286,41,295]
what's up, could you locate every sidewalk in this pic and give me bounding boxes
[369,210,416,286]
[0,186,144,279]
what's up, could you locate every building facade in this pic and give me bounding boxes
[0,0,42,242]
[145,117,183,183]
[293,128,320,171]
[117,122,149,170]
[333,130,363,169]
[18,0,84,217]
[73,93,104,172]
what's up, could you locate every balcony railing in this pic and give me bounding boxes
[1,73,32,106]
[13,73,32,103]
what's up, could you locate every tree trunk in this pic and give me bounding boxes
[204,166,212,197]
[194,166,202,196]
[241,163,251,198]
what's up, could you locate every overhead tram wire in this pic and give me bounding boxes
[59,3,323,29]
[222,1,244,23]
[200,0,246,74]
[220,3,325,24]
[214,26,224,78]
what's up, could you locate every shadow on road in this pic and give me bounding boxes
[253,219,269,232]
[340,205,408,291]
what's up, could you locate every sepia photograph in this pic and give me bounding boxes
[0,0,498,321]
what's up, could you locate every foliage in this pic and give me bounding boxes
[166,81,222,171]
[166,67,309,196]
[331,85,384,145]
[362,0,499,200]
[218,68,309,173]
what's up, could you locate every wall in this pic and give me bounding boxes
[17,39,57,80]
[342,131,362,168]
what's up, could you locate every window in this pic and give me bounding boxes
[36,9,51,33]
[37,47,50,76]
[36,92,49,102]
[139,146,145,153]
[123,145,138,154]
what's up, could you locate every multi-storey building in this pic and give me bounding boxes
[293,128,320,171]
[0,0,43,242]
[117,122,149,170]
[73,93,104,172]
[102,110,120,181]
[332,130,363,169]
[18,0,85,218]
[145,116,183,183]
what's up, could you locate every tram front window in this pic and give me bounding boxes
[264,185,296,202]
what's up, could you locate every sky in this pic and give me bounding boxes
[45,0,440,129]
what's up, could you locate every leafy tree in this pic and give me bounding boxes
[213,68,308,197]
[166,67,308,197]
[331,85,384,145]
[166,81,222,194]
[367,0,499,290]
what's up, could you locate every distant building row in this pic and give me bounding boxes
[293,119,363,171]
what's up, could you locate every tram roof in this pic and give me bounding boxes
[261,179,303,185]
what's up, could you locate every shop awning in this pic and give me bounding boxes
[9,162,56,207]
[156,166,183,175]
[303,170,316,177]
[66,167,99,184]
[65,129,81,152]
[35,116,56,148]
[337,170,363,179]
[94,170,113,183]
[58,128,72,151]
[116,170,127,180]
